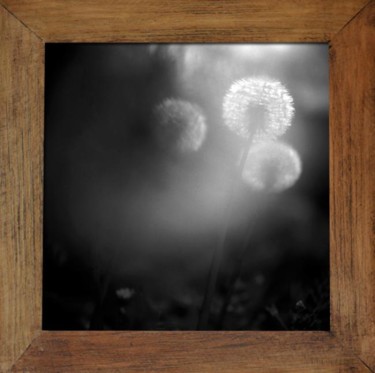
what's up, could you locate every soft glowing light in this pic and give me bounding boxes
[153,98,207,153]
[242,141,302,193]
[223,77,294,141]
[232,44,292,58]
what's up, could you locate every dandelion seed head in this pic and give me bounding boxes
[116,288,135,300]
[243,142,302,193]
[154,98,207,153]
[223,77,294,141]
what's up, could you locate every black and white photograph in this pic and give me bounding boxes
[43,43,329,331]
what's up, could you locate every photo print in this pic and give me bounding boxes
[44,43,329,330]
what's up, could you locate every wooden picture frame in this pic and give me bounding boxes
[1,0,374,371]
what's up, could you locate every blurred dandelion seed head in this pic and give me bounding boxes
[243,142,302,193]
[223,77,294,141]
[154,98,207,153]
[116,288,135,300]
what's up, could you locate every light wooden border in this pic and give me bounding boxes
[1,1,374,371]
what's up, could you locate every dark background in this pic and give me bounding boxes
[43,44,329,330]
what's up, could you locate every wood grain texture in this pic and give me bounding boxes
[0,5,43,372]
[11,331,370,372]
[1,0,374,371]
[0,0,371,42]
[330,1,375,370]
[330,2,375,371]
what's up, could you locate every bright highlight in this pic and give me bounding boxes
[223,77,294,141]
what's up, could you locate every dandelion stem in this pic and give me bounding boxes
[218,210,257,328]
[198,135,253,330]
[90,249,118,330]
[266,304,288,330]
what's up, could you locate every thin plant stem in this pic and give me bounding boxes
[90,254,113,330]
[90,278,110,329]
[265,304,288,330]
[197,135,254,330]
[90,175,150,330]
[217,210,257,328]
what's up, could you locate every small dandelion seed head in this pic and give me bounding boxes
[223,77,295,141]
[153,98,207,153]
[116,288,135,300]
[242,141,302,193]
